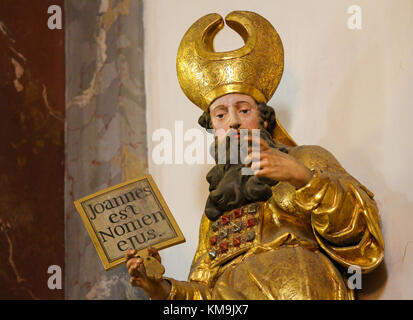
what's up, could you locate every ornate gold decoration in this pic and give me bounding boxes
[177,11,284,112]
[274,118,297,147]
[164,145,384,300]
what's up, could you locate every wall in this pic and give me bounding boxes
[144,0,413,299]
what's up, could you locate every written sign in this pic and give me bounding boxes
[74,174,185,270]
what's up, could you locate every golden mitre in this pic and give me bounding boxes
[176,11,296,146]
[177,10,284,111]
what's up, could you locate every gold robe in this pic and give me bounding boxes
[166,145,384,300]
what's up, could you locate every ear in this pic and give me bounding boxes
[264,120,268,129]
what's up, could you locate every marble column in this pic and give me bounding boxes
[65,0,148,299]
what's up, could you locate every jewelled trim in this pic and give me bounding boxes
[207,204,260,262]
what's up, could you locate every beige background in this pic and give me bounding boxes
[144,0,413,299]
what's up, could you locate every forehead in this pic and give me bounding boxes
[209,93,256,111]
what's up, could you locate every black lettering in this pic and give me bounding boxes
[152,211,165,223]
[135,188,148,199]
[126,236,136,249]
[123,221,138,233]
[125,205,139,215]
[126,232,149,247]
[94,203,105,214]
[134,217,144,229]
[112,192,137,207]
[112,196,122,207]
[124,191,136,202]
[118,209,128,220]
[103,199,115,210]
[88,204,97,220]
[142,215,152,226]
[147,229,156,240]
[99,228,115,243]
[117,240,128,251]
[109,213,119,223]
[134,233,147,245]
[114,225,125,236]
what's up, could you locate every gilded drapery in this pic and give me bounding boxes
[165,145,384,300]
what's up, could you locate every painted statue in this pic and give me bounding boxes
[125,11,384,300]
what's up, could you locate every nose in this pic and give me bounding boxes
[228,108,240,130]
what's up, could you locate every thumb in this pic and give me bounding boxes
[147,246,161,263]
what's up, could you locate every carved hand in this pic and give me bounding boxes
[244,136,313,189]
[126,247,171,300]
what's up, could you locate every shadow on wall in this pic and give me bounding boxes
[318,44,413,299]
[271,68,298,132]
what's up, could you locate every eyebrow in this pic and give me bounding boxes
[211,100,253,112]
[234,101,253,107]
[210,105,227,113]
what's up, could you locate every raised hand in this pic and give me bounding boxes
[244,136,313,189]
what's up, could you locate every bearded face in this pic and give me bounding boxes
[204,128,287,221]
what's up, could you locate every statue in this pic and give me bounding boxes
[125,11,384,300]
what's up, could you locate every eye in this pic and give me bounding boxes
[216,113,226,119]
[240,109,250,114]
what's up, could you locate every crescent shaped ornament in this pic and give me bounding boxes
[177,11,284,112]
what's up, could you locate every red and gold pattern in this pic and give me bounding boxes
[207,203,261,266]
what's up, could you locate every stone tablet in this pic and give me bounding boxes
[74,174,185,270]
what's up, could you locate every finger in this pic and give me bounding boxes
[129,265,142,278]
[128,262,140,277]
[244,135,269,151]
[251,160,261,172]
[244,151,266,164]
[147,246,162,263]
[254,167,271,177]
[251,158,269,172]
[128,257,144,277]
[126,256,141,270]
[130,276,143,287]
[125,249,137,260]
[137,258,147,279]
[247,144,268,154]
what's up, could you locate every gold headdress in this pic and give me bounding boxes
[177,11,296,146]
[177,10,284,111]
